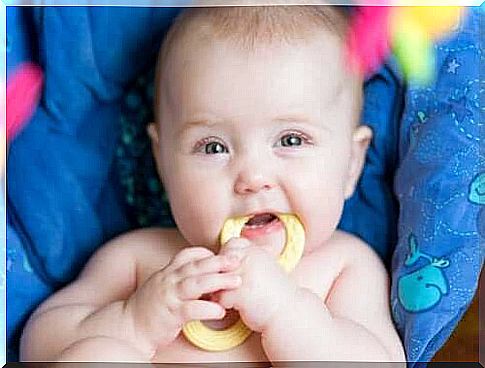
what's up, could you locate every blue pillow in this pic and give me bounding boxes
[390,7,483,365]
[6,7,181,359]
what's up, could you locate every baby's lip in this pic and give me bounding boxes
[243,210,281,219]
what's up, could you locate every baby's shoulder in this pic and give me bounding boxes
[312,230,384,270]
[336,230,379,256]
[300,231,390,309]
[99,228,187,271]
[108,227,186,254]
[295,231,384,297]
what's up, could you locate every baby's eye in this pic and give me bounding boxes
[281,134,302,147]
[193,137,229,155]
[205,141,228,154]
[277,132,312,148]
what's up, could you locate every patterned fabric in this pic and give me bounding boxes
[116,68,175,229]
[391,7,483,365]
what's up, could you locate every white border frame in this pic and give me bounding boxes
[1,1,483,366]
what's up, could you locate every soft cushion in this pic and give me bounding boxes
[390,7,483,365]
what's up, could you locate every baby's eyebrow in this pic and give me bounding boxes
[176,119,222,137]
[273,115,311,124]
[273,115,332,133]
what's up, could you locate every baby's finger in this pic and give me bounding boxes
[177,273,242,300]
[220,238,252,261]
[180,300,226,322]
[169,247,215,271]
[217,290,238,310]
[177,254,241,278]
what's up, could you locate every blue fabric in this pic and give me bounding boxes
[6,7,181,360]
[6,7,37,80]
[390,7,483,366]
[340,61,403,265]
[6,221,53,362]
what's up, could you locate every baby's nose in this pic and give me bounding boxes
[234,170,276,195]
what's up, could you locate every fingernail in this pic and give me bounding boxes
[219,308,226,318]
[227,254,241,263]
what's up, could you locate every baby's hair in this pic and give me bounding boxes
[172,6,348,48]
[154,6,352,122]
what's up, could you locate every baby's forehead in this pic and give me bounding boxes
[153,6,359,123]
[155,6,350,90]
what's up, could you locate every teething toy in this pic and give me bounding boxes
[347,6,465,84]
[220,214,305,272]
[182,213,305,351]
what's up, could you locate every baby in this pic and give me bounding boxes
[20,6,405,365]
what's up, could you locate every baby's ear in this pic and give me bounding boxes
[344,125,373,199]
[147,123,163,179]
[147,122,159,145]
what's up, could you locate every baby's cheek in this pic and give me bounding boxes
[169,182,228,247]
[297,185,345,251]
[304,212,341,252]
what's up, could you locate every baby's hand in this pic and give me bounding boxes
[216,238,298,333]
[125,247,241,354]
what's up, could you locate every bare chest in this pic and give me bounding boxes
[152,332,269,365]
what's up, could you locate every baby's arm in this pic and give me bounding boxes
[261,234,405,363]
[19,230,153,361]
[20,228,241,362]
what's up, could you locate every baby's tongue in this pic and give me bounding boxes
[241,214,285,255]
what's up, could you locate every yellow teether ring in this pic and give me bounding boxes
[182,213,305,351]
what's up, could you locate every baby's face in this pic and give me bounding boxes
[150,32,371,255]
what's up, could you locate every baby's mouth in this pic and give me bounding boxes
[244,213,278,228]
[241,213,283,240]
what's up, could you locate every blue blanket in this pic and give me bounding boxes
[390,7,483,362]
[6,6,483,365]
